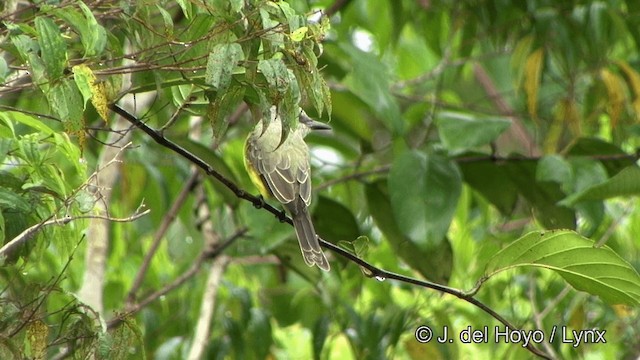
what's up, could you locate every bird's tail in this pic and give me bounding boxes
[289,199,330,271]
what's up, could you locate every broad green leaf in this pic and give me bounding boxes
[569,157,609,193]
[175,0,193,19]
[258,58,290,93]
[536,155,572,192]
[55,3,107,57]
[365,180,452,283]
[567,137,635,175]
[35,16,67,81]
[457,156,518,215]
[0,187,31,212]
[389,151,461,249]
[313,196,360,242]
[229,0,243,13]
[437,111,511,153]
[0,111,54,135]
[204,43,243,90]
[207,85,245,144]
[78,3,107,56]
[485,230,640,305]
[561,166,640,206]
[155,5,174,37]
[504,160,576,229]
[342,44,403,134]
[47,79,85,144]
[10,34,37,63]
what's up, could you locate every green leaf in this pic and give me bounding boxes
[35,16,67,81]
[10,34,37,63]
[155,5,174,36]
[437,111,511,153]
[561,166,640,206]
[175,0,193,19]
[0,111,54,136]
[258,58,290,94]
[366,181,452,284]
[341,44,403,134]
[504,160,576,229]
[55,3,107,57]
[567,137,634,176]
[0,187,31,212]
[536,155,572,185]
[313,196,360,242]
[485,230,640,305]
[72,64,96,109]
[247,309,272,359]
[204,43,243,90]
[0,57,8,82]
[207,85,245,144]
[388,151,461,249]
[47,79,85,142]
[458,157,518,215]
[312,316,330,360]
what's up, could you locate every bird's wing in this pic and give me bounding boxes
[263,147,310,205]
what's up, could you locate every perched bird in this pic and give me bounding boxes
[244,107,331,271]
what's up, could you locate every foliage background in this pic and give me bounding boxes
[1,0,640,359]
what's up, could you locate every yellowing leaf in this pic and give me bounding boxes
[290,26,308,42]
[600,68,626,128]
[564,98,581,136]
[616,60,640,122]
[26,320,48,360]
[92,81,109,121]
[545,98,582,153]
[524,47,544,122]
[511,35,534,92]
[72,64,108,121]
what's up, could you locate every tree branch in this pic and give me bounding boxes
[0,210,150,259]
[107,228,246,329]
[125,169,201,306]
[109,103,553,359]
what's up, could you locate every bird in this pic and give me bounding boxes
[244,107,331,271]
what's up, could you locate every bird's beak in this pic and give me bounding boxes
[299,112,332,131]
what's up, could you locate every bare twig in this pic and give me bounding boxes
[108,229,246,329]
[187,256,230,360]
[529,277,560,359]
[0,210,150,259]
[324,0,353,17]
[126,170,201,305]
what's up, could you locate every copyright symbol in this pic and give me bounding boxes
[415,325,433,343]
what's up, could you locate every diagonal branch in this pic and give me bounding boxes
[108,103,552,359]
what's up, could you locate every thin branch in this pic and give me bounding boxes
[110,104,552,359]
[324,0,353,18]
[126,170,201,305]
[187,256,230,360]
[316,165,390,190]
[0,210,150,259]
[529,277,560,359]
[107,228,246,330]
